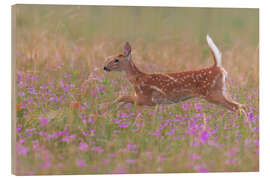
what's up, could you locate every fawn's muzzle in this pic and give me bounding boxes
[104,67,110,72]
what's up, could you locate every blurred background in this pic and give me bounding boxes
[16,5,258,45]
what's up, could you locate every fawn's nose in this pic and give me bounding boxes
[104,66,110,72]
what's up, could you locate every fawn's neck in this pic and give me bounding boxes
[123,60,143,84]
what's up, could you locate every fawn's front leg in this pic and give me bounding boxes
[115,95,138,110]
[105,95,138,112]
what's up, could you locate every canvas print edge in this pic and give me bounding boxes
[11,4,17,175]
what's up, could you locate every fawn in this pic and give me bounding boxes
[103,35,247,116]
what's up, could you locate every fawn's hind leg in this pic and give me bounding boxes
[205,90,248,122]
[205,90,240,111]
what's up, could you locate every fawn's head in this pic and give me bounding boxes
[104,42,132,72]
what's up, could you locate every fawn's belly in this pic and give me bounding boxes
[150,89,194,105]
[135,82,197,105]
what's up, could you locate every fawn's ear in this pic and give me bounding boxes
[124,42,131,60]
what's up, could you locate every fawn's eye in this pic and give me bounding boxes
[114,59,119,63]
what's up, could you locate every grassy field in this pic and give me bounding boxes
[14,5,259,175]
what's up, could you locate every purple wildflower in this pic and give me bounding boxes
[32,140,42,151]
[64,73,71,78]
[195,165,209,173]
[38,131,48,137]
[87,117,94,123]
[112,129,121,136]
[39,117,49,127]
[167,128,175,136]
[18,92,25,97]
[16,143,29,156]
[124,104,132,109]
[194,103,202,112]
[91,90,97,97]
[24,98,32,103]
[191,141,200,147]
[247,112,256,122]
[48,96,57,102]
[28,87,37,95]
[173,136,180,140]
[189,154,200,160]
[173,117,183,122]
[61,134,76,143]
[113,167,127,174]
[76,160,87,167]
[119,122,129,128]
[18,137,25,144]
[125,159,136,164]
[40,84,48,90]
[127,144,136,149]
[79,142,88,151]
[17,80,24,89]
[112,118,121,124]
[136,122,145,127]
[103,159,110,164]
[118,112,130,118]
[90,129,95,136]
[98,86,105,93]
[108,153,117,158]
[158,156,166,162]
[16,125,22,132]
[91,146,104,153]
[152,131,160,136]
[82,131,89,136]
[16,50,21,57]
[182,103,191,111]
[26,128,35,132]
[161,122,169,129]
[199,130,210,144]
[42,161,51,168]
[26,132,33,136]
[233,94,238,100]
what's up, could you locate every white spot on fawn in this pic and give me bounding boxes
[162,74,178,82]
[210,80,216,88]
[149,85,166,96]
[221,69,227,94]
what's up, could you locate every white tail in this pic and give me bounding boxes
[207,34,222,67]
